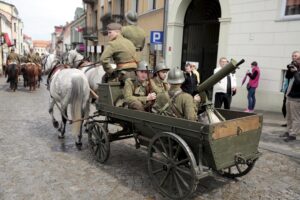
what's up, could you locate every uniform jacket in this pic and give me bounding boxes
[100,35,138,73]
[122,25,146,50]
[213,66,237,94]
[124,78,149,105]
[7,53,20,64]
[150,76,169,94]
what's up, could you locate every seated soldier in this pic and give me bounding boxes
[124,60,156,111]
[150,62,170,93]
[152,67,200,121]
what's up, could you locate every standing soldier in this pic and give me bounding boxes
[122,11,146,53]
[150,62,170,93]
[34,52,42,65]
[100,23,138,83]
[124,61,156,111]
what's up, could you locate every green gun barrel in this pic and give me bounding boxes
[197,59,245,93]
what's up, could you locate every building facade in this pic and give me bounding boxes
[33,40,50,55]
[166,0,300,112]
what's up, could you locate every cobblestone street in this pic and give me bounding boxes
[0,76,300,200]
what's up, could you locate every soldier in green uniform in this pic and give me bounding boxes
[150,62,170,93]
[124,61,156,111]
[34,52,42,65]
[122,11,146,52]
[100,23,138,83]
[6,48,20,65]
[152,67,200,121]
[27,48,36,63]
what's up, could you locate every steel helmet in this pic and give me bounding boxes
[167,67,185,84]
[136,60,149,71]
[125,11,138,25]
[154,62,170,74]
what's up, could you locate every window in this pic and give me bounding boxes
[14,23,16,32]
[281,0,300,19]
[101,6,104,17]
[148,0,156,11]
[132,0,139,13]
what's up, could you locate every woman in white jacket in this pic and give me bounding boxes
[213,57,237,109]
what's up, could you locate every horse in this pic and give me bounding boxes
[67,49,115,101]
[47,59,90,146]
[6,63,19,91]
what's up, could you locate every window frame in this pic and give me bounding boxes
[280,0,300,20]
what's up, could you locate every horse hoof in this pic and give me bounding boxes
[53,121,59,128]
[58,135,65,139]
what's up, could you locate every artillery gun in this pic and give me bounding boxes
[197,59,245,123]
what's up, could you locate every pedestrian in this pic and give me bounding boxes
[99,23,138,83]
[181,63,198,96]
[124,60,156,111]
[191,63,200,84]
[244,61,260,112]
[282,54,300,142]
[213,57,237,109]
[281,51,300,127]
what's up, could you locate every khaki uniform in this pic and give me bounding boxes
[100,35,138,74]
[122,25,146,51]
[153,87,198,121]
[7,52,20,64]
[124,78,150,111]
[33,55,42,64]
[150,76,169,93]
[27,53,36,63]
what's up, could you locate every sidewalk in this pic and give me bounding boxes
[252,109,300,159]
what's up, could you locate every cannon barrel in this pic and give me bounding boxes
[197,59,245,93]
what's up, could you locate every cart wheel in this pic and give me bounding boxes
[148,132,198,200]
[87,122,110,163]
[217,160,256,178]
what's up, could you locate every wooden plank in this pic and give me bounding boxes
[212,116,260,140]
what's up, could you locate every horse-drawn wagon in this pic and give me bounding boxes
[85,60,263,199]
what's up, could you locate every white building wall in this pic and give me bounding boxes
[225,0,300,112]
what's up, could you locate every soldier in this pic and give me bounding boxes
[34,52,42,65]
[27,48,36,63]
[6,48,20,65]
[122,11,146,52]
[124,61,156,111]
[150,62,170,93]
[152,67,200,121]
[100,23,138,83]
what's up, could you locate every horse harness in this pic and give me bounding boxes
[47,63,69,89]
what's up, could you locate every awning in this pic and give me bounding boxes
[2,33,13,47]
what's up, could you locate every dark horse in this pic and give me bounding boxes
[6,63,19,91]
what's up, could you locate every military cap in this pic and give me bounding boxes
[125,11,138,25]
[107,23,122,31]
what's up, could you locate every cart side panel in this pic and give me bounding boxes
[204,115,263,171]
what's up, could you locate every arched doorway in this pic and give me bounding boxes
[181,0,221,83]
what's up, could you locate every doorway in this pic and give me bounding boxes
[181,0,221,84]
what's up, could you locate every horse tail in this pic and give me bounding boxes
[70,75,88,137]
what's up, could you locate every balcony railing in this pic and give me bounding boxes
[83,0,96,4]
[82,27,98,41]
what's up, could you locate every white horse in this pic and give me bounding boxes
[48,61,90,146]
[67,49,115,93]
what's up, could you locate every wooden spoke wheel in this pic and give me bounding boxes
[218,161,256,178]
[87,122,110,163]
[148,132,198,200]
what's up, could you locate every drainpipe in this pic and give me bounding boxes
[162,0,168,61]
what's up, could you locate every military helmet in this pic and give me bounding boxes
[125,11,138,25]
[167,67,185,84]
[154,62,170,74]
[136,60,149,71]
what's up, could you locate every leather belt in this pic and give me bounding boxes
[117,62,137,70]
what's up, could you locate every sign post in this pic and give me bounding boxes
[150,31,164,67]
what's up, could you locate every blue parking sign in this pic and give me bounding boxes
[150,31,163,44]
